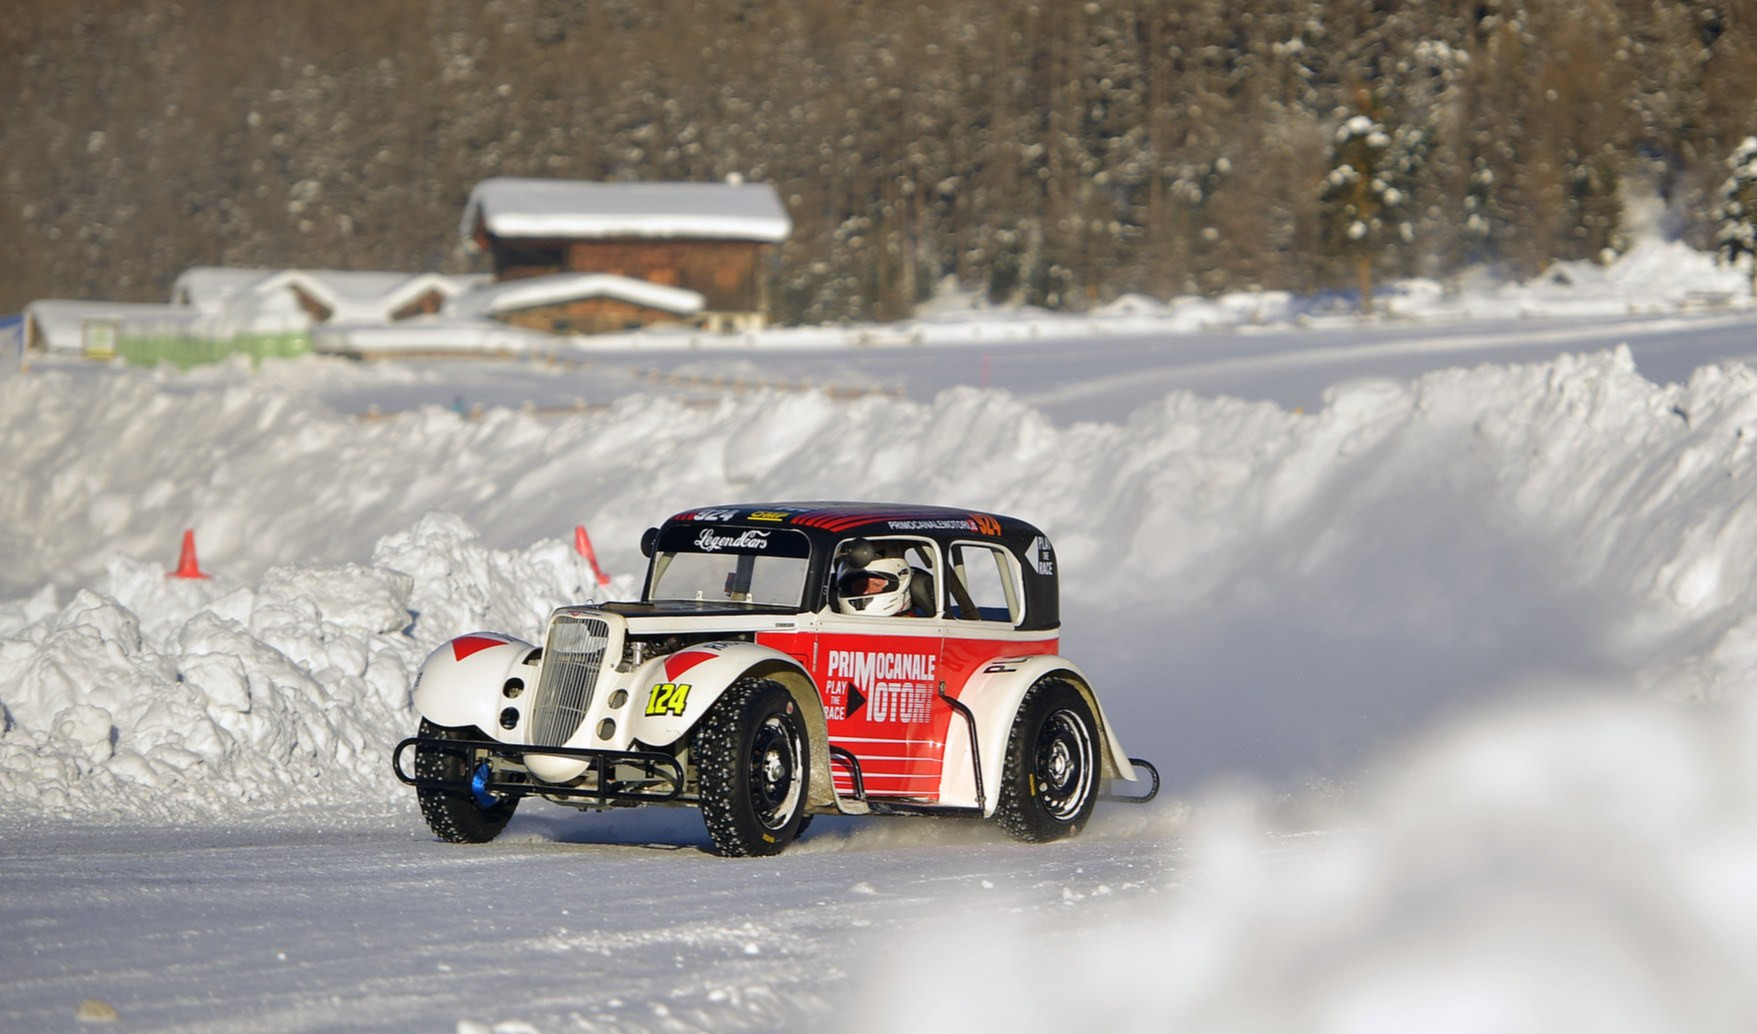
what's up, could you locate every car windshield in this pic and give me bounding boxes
[646,526,812,608]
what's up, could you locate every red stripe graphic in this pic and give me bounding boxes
[664,650,718,680]
[451,634,510,661]
[792,510,964,533]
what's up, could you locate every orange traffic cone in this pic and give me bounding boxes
[168,529,210,579]
[574,524,611,588]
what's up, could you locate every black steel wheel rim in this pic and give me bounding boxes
[1034,708,1094,821]
[749,714,801,829]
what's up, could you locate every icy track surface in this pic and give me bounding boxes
[6,307,1757,1029]
[1,813,1181,1033]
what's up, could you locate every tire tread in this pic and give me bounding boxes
[994,680,1098,843]
[414,718,518,843]
[694,679,809,857]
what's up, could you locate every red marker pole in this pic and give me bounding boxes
[574,524,611,588]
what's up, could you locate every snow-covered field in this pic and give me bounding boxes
[5,242,1757,1032]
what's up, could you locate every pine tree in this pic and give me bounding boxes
[1715,137,1757,294]
[1320,107,1414,314]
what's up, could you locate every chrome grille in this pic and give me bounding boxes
[530,614,612,747]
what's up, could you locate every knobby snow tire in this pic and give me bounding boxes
[694,679,811,857]
[995,680,1099,843]
[414,718,519,843]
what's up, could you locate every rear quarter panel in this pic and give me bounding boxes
[938,654,1137,814]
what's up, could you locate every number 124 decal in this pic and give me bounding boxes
[646,683,692,716]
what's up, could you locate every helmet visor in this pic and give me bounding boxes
[837,568,901,602]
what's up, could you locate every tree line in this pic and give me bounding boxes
[4,0,1755,322]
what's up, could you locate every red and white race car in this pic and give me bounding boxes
[394,502,1156,855]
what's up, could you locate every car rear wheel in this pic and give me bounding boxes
[996,680,1098,843]
[414,718,519,843]
[695,679,811,857]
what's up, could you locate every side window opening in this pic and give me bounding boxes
[947,543,1023,624]
[829,537,940,617]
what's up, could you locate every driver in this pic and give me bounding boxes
[835,556,914,616]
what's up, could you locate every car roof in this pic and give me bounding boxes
[654,502,1061,630]
[665,502,1044,540]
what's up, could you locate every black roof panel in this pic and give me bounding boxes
[656,502,1060,629]
[666,502,1041,541]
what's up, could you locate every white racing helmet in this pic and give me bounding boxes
[835,556,913,616]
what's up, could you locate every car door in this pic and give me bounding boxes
[808,537,951,801]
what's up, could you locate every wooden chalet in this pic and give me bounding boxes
[461,178,792,334]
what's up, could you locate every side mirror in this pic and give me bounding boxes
[639,527,659,557]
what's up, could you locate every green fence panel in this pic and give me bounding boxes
[116,332,311,369]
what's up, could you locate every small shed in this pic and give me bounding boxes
[447,273,705,335]
[22,300,189,355]
[460,178,791,333]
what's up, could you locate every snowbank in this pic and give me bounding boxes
[878,238,1754,348]
[4,347,1757,820]
[1471,237,1756,318]
[0,516,583,819]
[556,240,1752,355]
[862,687,1757,1034]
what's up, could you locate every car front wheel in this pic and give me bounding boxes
[995,680,1098,842]
[694,679,811,857]
[413,719,519,843]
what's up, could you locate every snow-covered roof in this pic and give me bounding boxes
[171,268,485,323]
[23,300,194,352]
[446,273,705,320]
[462,178,792,244]
[170,268,271,309]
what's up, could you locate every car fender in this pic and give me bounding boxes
[411,633,538,739]
[939,655,1136,815]
[626,641,812,746]
[626,641,836,807]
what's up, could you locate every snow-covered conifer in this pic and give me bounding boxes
[1320,111,1417,313]
[1714,137,1757,293]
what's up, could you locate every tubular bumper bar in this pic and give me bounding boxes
[1097,757,1161,804]
[392,735,686,804]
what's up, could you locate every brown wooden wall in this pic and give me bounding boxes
[567,240,763,313]
[490,236,770,316]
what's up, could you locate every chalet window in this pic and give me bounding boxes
[496,244,565,274]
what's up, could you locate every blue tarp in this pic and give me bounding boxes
[0,313,22,366]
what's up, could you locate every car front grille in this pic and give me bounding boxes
[530,613,613,747]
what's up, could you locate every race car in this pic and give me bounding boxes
[393,502,1157,856]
